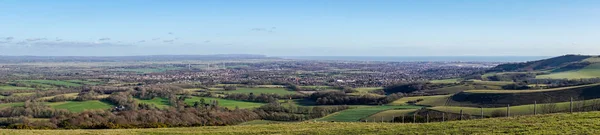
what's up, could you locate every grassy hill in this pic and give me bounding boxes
[316,105,422,122]
[537,63,600,79]
[485,55,600,79]
[3,111,600,134]
[488,54,593,72]
[450,83,600,107]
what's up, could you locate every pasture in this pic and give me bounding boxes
[431,98,600,116]
[183,96,265,109]
[354,87,382,93]
[47,100,113,112]
[4,111,600,134]
[0,85,35,91]
[463,83,600,94]
[15,80,84,87]
[364,109,419,122]
[136,98,170,108]
[536,63,600,79]
[429,78,459,83]
[317,105,422,122]
[389,95,450,106]
[214,88,299,95]
[0,102,24,108]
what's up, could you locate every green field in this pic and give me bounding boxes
[38,93,79,101]
[464,83,600,94]
[365,109,419,122]
[46,100,113,112]
[429,78,459,83]
[65,80,102,85]
[0,102,25,108]
[389,95,450,106]
[426,85,477,94]
[184,96,265,109]
[215,88,299,95]
[135,96,265,109]
[16,80,84,87]
[431,98,600,116]
[354,87,382,93]
[136,98,170,108]
[317,105,423,122]
[240,120,289,125]
[4,111,600,134]
[537,63,600,79]
[0,85,35,91]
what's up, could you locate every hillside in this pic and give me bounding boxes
[484,55,600,79]
[2,111,600,134]
[488,54,594,72]
[450,83,600,107]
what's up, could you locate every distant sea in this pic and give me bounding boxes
[280,56,551,62]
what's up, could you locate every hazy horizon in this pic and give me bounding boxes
[1,0,599,56]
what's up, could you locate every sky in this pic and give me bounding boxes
[1,0,599,56]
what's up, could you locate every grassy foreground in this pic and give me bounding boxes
[3,111,600,134]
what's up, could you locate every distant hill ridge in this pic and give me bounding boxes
[488,54,600,72]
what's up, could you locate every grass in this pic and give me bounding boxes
[364,109,419,122]
[431,98,600,116]
[214,88,299,95]
[354,87,382,93]
[429,78,459,83]
[537,63,600,79]
[47,100,113,112]
[136,98,170,108]
[65,80,102,85]
[0,102,24,108]
[389,95,451,106]
[0,85,35,91]
[464,83,600,94]
[16,80,83,87]
[37,93,79,101]
[136,96,265,109]
[184,96,265,109]
[583,56,600,63]
[239,120,289,125]
[317,105,423,122]
[5,111,600,134]
[468,80,514,86]
[426,85,475,94]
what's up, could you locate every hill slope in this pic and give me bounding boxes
[450,84,600,107]
[485,55,600,79]
[3,112,600,134]
[488,54,594,72]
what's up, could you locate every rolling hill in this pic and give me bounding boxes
[484,55,600,79]
[3,111,600,134]
[450,83,600,107]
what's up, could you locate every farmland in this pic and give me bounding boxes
[134,96,265,109]
[136,98,170,108]
[0,55,599,132]
[389,95,450,106]
[536,63,600,79]
[46,100,113,112]
[0,85,34,91]
[213,88,299,95]
[365,109,419,122]
[15,80,84,87]
[2,112,600,134]
[183,96,265,109]
[317,105,422,122]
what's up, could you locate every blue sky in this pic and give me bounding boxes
[1,0,599,56]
